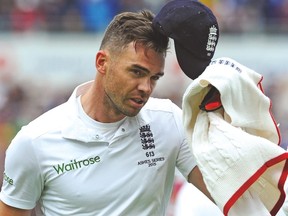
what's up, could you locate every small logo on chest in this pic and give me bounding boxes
[138,124,165,167]
[139,124,155,150]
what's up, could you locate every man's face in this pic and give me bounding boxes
[103,42,165,117]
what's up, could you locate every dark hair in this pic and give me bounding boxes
[100,10,169,56]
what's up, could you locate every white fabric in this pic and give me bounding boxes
[182,57,288,216]
[192,110,288,215]
[76,95,127,141]
[183,57,280,145]
[0,81,196,216]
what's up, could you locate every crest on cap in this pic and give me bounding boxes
[153,0,220,79]
[207,25,218,56]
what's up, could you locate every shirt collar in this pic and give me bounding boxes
[62,81,151,142]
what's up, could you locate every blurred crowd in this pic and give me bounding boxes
[0,0,288,33]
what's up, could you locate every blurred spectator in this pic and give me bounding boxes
[118,0,146,13]
[76,0,120,32]
[0,0,288,33]
[0,0,13,30]
[42,0,83,32]
[264,74,288,150]
[10,0,45,32]
[263,0,288,32]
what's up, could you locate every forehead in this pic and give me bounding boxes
[121,42,165,70]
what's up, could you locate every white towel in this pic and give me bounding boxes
[183,57,281,145]
[182,57,288,216]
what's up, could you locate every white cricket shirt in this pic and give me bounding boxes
[0,81,196,216]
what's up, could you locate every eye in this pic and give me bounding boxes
[131,69,143,77]
[151,75,161,81]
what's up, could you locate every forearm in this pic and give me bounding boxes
[188,166,214,202]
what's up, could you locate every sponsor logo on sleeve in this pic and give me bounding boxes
[3,172,14,185]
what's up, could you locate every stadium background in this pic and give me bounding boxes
[0,0,287,215]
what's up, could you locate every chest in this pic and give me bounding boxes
[38,128,179,212]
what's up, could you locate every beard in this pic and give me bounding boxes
[103,89,143,118]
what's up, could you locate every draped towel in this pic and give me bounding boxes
[182,57,288,216]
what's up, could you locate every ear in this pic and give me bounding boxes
[95,50,108,75]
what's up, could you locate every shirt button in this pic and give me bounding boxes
[94,135,100,140]
[121,128,125,132]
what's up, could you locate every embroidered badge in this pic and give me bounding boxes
[139,124,155,150]
[206,25,218,56]
[138,124,165,167]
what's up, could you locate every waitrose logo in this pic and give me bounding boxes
[53,156,101,174]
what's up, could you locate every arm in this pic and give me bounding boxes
[0,201,31,216]
[0,130,43,215]
[188,165,214,202]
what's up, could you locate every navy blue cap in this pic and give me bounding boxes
[153,0,219,79]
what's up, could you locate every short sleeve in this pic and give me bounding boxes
[171,103,196,179]
[0,128,43,210]
[176,138,196,180]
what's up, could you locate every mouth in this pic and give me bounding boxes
[132,98,144,104]
[130,98,146,108]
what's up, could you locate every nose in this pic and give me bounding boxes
[138,79,153,95]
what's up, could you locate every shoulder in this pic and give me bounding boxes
[6,102,71,161]
[141,97,184,134]
[16,102,69,142]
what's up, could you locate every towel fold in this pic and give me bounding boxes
[183,57,280,145]
[182,57,288,216]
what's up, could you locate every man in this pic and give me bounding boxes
[0,9,212,216]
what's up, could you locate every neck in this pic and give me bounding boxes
[80,81,125,123]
